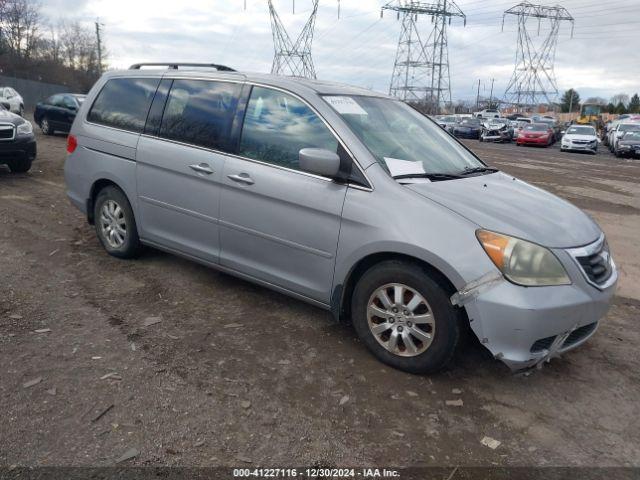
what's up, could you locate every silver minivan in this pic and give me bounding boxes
[64,64,617,373]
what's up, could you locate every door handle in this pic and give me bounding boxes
[189,163,214,175]
[227,173,255,185]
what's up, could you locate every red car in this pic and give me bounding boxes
[516,123,554,147]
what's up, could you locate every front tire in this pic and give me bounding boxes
[94,186,142,259]
[351,261,460,374]
[7,157,32,173]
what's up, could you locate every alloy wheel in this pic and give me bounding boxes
[99,200,127,248]
[367,283,436,357]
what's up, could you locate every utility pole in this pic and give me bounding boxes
[489,78,495,107]
[95,19,103,75]
[502,2,574,109]
[476,79,480,110]
[568,89,574,113]
[382,0,466,114]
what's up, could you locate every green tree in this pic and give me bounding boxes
[560,89,580,113]
[629,93,640,114]
[615,102,627,114]
[606,103,616,114]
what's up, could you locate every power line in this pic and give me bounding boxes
[502,2,574,108]
[382,0,466,114]
[267,0,320,78]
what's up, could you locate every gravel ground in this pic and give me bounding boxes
[1,125,639,468]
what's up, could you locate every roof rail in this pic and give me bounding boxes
[129,63,236,72]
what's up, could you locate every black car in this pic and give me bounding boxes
[0,104,36,173]
[34,93,86,135]
[614,131,640,158]
[452,118,482,139]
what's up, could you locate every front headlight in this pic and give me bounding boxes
[476,230,571,286]
[17,121,33,135]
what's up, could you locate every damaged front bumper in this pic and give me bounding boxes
[452,265,617,371]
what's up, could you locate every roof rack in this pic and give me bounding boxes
[129,63,236,72]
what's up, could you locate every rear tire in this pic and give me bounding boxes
[351,260,460,374]
[7,157,32,173]
[94,186,142,259]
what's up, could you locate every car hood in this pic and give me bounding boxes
[405,172,601,248]
[564,134,596,141]
[0,108,21,124]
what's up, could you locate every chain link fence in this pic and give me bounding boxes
[0,75,71,111]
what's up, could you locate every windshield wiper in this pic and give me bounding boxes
[458,166,499,176]
[393,172,463,181]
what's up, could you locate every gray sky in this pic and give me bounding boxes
[42,0,640,103]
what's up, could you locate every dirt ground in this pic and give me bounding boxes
[1,124,639,469]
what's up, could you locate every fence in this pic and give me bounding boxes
[0,75,70,111]
[557,112,619,123]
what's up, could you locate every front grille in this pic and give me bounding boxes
[0,124,15,141]
[563,322,597,348]
[530,335,556,353]
[575,244,613,286]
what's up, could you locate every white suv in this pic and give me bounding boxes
[474,108,501,119]
[0,87,24,117]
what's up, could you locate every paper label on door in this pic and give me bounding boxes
[324,96,368,115]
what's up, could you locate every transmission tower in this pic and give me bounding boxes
[502,2,574,108]
[268,0,319,78]
[382,1,465,114]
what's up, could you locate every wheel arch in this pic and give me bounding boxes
[87,178,130,225]
[332,251,466,324]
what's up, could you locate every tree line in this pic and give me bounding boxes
[560,89,640,115]
[0,0,104,92]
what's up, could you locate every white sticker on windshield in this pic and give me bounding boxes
[383,157,426,177]
[325,96,368,115]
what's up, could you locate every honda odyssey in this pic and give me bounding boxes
[64,64,617,373]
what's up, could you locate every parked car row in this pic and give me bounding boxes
[602,116,640,157]
[0,86,85,174]
[432,112,640,158]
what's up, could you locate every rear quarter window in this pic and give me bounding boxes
[87,78,160,133]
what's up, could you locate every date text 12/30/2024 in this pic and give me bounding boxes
[233,468,400,478]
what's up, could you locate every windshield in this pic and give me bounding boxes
[619,124,640,132]
[460,118,480,126]
[324,96,484,176]
[582,105,601,116]
[441,116,457,122]
[623,131,640,140]
[566,126,595,135]
[524,124,548,131]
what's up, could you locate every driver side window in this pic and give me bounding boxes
[239,86,338,172]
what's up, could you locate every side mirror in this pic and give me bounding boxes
[299,148,341,178]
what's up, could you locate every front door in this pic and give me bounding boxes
[136,78,243,263]
[219,86,348,304]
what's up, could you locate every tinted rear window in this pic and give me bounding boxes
[87,78,160,133]
[159,79,241,151]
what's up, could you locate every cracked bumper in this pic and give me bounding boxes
[459,268,617,371]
